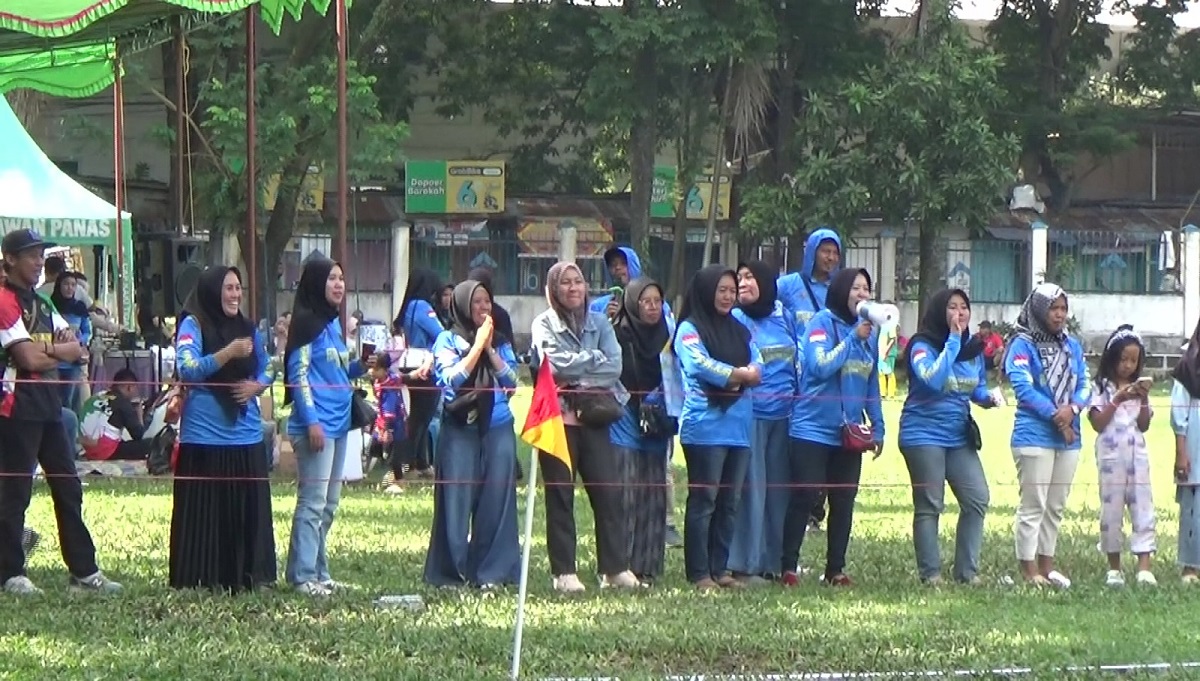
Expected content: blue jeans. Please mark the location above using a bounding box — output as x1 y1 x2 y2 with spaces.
59 366 83 414
900 444 990 582
727 418 790 576
423 420 520 587
682 444 749 583
285 432 348 585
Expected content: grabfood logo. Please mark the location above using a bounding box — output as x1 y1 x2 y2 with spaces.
0 219 111 239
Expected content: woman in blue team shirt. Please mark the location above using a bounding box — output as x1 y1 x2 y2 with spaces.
424 280 521 588
727 259 797 584
172 266 276 593
781 267 884 587
1004 282 1088 588
49 272 91 413
284 257 368 597
612 277 679 585
674 264 762 590
899 288 996 585
393 267 445 479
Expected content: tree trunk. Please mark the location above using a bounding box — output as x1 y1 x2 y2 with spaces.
916 221 944 321
239 152 313 323
703 57 735 265
668 202 688 310
626 2 657 258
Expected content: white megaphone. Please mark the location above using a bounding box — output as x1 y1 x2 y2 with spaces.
856 301 900 328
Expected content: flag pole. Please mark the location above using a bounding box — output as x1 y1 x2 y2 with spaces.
511 444 540 680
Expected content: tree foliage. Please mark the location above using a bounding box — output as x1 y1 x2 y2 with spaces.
1117 0 1200 108
134 6 411 318
747 12 1018 310
987 0 1135 210
750 16 1018 231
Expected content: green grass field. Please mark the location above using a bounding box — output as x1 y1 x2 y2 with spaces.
6 390 1200 680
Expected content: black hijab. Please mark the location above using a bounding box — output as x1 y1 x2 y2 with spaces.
1175 319 1200 398
676 264 751 410
449 280 496 432
178 266 257 413
49 272 89 319
615 277 669 411
825 267 871 325
395 267 444 332
737 260 778 320
284 257 341 406
906 288 984 366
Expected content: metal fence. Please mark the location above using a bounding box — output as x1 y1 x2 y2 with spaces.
895 235 1030 304
1047 229 1179 295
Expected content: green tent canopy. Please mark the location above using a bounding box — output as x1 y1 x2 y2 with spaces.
0 0 335 97
0 96 135 323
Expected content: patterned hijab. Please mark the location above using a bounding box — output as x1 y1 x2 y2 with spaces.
1014 282 1074 406
545 261 588 337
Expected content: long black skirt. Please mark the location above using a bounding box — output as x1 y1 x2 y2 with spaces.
169 442 277 593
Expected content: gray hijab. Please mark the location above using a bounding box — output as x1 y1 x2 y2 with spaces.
545 261 587 337
1015 282 1074 406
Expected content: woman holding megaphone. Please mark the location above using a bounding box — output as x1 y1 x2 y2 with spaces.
781 268 884 587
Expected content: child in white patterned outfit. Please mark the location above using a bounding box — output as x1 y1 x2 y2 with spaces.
1087 325 1156 587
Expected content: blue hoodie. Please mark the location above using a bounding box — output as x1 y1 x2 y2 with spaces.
590 246 673 320
733 301 799 421
287 318 367 439
777 228 842 331
673 320 763 448
431 330 520 426
899 335 991 449
175 316 274 446
1004 335 1090 450
789 308 884 447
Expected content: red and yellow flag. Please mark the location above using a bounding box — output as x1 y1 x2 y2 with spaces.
521 360 571 473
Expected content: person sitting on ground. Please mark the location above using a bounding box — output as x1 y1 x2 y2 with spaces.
78 369 151 461
976 321 1005 376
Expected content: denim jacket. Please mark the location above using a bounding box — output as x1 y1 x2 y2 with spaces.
530 308 628 411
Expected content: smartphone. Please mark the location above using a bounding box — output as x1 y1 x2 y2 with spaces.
1136 376 1153 390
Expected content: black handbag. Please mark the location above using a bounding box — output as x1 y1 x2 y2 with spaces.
637 399 677 438
568 389 624 428
350 388 376 431
443 390 482 426
965 413 983 451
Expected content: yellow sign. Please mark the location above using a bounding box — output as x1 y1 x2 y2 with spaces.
264 165 325 213
685 169 732 221
445 161 505 214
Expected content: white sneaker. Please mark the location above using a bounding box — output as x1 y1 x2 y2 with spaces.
295 581 331 597
1047 570 1071 589
4 575 41 595
1105 570 1125 588
1136 570 1158 586
321 579 351 592
600 570 640 589
69 571 123 594
552 574 586 594
383 484 405 495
